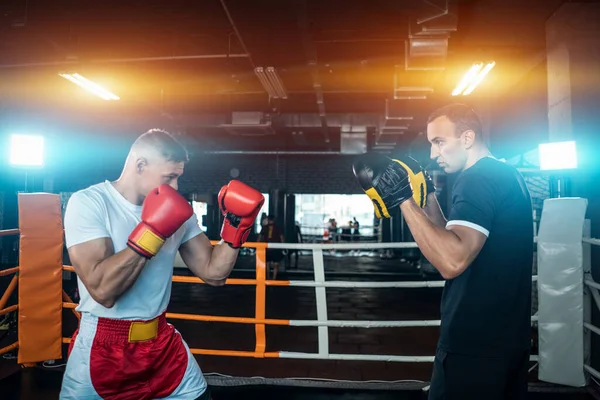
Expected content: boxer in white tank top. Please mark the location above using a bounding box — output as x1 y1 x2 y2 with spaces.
60 129 264 400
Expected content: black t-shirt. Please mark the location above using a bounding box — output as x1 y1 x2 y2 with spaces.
438 157 534 356
260 223 283 243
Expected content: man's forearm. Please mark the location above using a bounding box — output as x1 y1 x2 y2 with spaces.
203 241 238 284
400 199 464 279
423 193 447 228
92 248 147 307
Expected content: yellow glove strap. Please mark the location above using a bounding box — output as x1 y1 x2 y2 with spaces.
365 187 389 219
392 159 428 208
133 229 165 256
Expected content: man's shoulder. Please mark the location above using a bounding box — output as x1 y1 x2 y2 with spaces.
457 157 523 189
75 181 110 195
478 158 530 198
474 157 522 178
67 182 112 209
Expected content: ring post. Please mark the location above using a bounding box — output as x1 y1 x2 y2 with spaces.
17 193 64 364
255 244 267 357
537 197 588 386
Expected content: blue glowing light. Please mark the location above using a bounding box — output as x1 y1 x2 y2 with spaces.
10 134 45 167
539 140 577 171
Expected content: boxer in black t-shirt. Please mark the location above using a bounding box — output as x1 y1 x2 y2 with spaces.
353 104 534 400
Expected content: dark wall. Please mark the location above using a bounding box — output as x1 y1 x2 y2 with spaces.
50 152 364 196
181 154 363 195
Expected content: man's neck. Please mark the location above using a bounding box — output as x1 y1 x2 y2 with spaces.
463 147 493 171
111 175 144 206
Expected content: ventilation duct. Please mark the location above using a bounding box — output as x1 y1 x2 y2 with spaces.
404 0 457 71
392 81 434 100
405 36 448 71
219 112 275 136
291 131 308 146
340 128 367 155
410 4 457 35
278 113 380 128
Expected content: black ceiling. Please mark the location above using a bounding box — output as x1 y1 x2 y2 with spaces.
0 0 566 154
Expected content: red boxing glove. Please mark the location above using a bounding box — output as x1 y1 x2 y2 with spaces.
219 180 264 249
128 184 193 258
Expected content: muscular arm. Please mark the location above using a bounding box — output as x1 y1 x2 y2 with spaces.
68 238 147 308
424 193 447 228
178 234 238 286
400 199 487 279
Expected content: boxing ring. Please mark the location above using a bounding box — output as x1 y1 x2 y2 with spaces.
0 193 596 391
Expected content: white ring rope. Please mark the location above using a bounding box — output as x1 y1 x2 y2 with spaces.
249 238 553 364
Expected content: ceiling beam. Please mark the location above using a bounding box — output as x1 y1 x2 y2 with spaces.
0 53 249 68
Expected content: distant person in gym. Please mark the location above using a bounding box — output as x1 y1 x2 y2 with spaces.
258 215 285 279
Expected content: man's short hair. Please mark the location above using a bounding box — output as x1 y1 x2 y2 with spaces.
134 129 189 163
427 103 483 138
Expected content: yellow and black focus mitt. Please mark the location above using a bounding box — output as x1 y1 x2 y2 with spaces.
390 155 436 209
352 153 414 218
352 153 436 218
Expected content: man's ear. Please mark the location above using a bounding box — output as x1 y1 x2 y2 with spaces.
136 157 148 174
462 130 476 149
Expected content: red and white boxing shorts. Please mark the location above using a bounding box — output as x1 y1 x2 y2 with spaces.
59 312 209 400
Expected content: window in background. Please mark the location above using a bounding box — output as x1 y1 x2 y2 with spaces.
191 201 208 231
294 194 375 237
255 193 269 233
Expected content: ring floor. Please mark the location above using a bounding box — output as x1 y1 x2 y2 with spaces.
0 253 594 398
0 367 593 399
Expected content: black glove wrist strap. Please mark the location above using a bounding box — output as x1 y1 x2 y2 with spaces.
127 242 153 259
227 242 240 249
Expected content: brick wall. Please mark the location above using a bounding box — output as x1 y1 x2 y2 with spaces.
179 154 363 195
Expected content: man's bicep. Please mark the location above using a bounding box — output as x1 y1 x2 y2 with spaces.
447 224 488 265
179 233 212 275
446 175 495 237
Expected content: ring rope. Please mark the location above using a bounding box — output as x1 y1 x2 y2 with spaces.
0 226 584 367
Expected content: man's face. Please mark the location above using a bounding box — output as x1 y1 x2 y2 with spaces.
138 157 185 196
426 116 468 174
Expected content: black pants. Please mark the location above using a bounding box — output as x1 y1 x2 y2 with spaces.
194 388 212 400
428 348 529 400
287 249 299 268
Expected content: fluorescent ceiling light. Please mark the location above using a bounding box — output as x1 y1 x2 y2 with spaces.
452 62 495 96
254 67 288 99
59 73 120 100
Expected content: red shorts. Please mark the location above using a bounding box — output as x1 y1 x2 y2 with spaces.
59 313 208 400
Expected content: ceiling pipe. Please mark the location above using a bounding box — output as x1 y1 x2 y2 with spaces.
313 38 404 43
0 53 250 69
297 0 330 144
417 0 449 25
219 0 257 70
213 89 391 95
